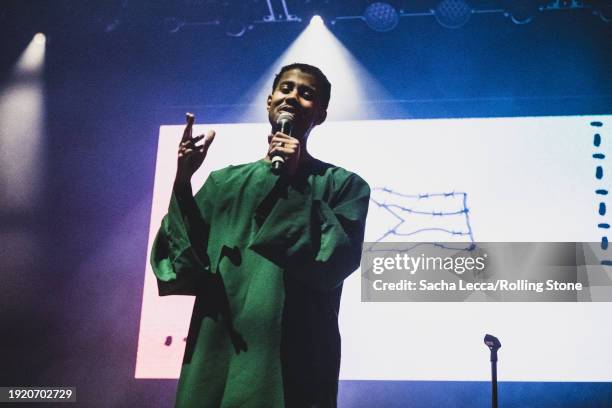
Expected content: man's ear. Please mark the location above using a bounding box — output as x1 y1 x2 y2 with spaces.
315 109 327 126
266 95 272 111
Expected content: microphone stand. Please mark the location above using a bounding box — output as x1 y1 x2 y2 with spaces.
484 334 501 408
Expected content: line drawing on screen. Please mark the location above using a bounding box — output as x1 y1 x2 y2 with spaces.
367 187 474 252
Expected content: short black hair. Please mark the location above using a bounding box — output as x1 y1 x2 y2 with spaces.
272 63 331 110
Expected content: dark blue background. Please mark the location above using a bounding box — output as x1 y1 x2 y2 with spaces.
1 1 611 406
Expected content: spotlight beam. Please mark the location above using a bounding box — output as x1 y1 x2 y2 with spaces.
310 15 323 26
1 34 46 212
240 14 389 123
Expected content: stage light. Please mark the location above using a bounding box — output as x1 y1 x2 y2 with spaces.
433 0 472 29
164 17 184 34
1 33 46 212
15 33 46 76
310 15 324 26
225 18 248 37
33 32 46 45
504 1 540 25
105 19 121 33
593 0 612 23
363 2 399 32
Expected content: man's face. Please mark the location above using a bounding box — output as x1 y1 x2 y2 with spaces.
267 68 327 139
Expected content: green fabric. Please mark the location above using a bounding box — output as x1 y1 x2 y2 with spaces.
151 158 370 407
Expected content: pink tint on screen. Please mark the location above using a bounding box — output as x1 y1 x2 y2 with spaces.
134 126 196 379
135 123 268 379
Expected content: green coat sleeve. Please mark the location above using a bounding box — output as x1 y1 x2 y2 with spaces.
249 173 370 291
150 174 217 296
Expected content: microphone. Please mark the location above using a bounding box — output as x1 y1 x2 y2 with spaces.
272 112 294 172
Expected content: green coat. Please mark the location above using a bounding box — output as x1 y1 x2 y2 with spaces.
151 158 370 407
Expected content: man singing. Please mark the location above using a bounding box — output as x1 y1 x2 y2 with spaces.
151 63 370 407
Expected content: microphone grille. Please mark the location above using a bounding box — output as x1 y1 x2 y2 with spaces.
277 112 295 124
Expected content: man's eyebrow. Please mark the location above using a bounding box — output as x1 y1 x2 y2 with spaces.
299 84 317 91
277 80 317 93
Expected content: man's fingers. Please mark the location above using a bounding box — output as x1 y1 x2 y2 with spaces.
201 130 215 154
185 131 214 148
180 130 214 153
269 134 298 150
269 146 296 156
270 140 297 149
204 130 216 146
181 125 192 142
186 112 195 127
183 134 205 148
181 112 195 142
271 132 294 141
270 135 297 143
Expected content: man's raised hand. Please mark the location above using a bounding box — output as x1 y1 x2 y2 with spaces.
175 112 215 185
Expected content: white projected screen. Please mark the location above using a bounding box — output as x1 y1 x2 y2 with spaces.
136 115 612 381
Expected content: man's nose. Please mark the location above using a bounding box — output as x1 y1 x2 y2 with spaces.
284 90 299 104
